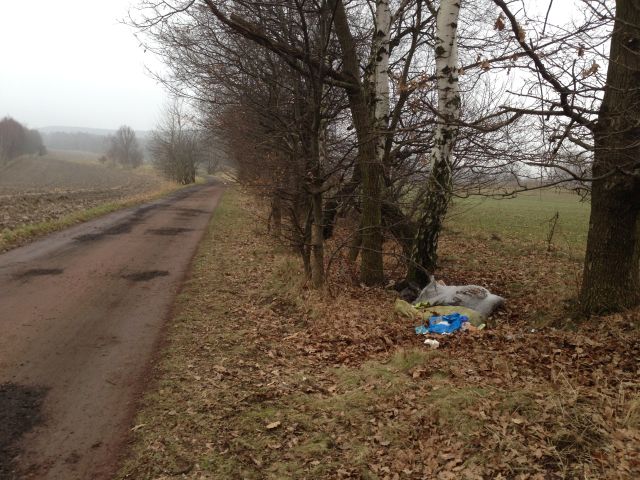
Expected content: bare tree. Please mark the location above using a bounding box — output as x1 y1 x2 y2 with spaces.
478 0 640 314
578 0 640 313
107 125 143 168
150 101 200 184
131 0 640 316
0 117 46 165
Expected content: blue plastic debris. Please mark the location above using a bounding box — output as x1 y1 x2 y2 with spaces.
415 325 429 335
415 313 469 335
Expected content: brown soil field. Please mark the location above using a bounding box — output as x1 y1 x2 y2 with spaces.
0 151 169 232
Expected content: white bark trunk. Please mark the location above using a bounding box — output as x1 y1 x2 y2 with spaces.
373 0 391 164
430 0 461 170
408 0 462 283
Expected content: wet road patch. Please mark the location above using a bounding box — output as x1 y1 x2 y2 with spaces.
121 270 169 282
0 383 47 479
73 204 168 242
74 232 104 242
145 227 193 236
103 222 134 235
75 220 137 242
173 207 208 217
13 268 64 280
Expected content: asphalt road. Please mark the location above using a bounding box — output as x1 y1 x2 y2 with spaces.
0 182 224 479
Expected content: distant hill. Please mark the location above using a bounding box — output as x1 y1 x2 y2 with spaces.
38 126 116 136
38 127 151 156
38 126 152 137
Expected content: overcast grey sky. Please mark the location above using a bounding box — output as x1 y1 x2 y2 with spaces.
0 0 167 130
0 0 576 132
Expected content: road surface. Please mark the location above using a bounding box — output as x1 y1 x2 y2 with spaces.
0 182 224 479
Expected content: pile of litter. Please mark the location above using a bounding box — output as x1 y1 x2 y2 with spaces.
415 312 471 335
395 277 505 346
414 278 505 318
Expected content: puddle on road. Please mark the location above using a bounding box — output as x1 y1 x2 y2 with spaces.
103 222 134 235
0 383 48 479
121 270 170 282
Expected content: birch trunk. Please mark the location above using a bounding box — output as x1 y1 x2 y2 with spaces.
373 0 391 167
310 120 327 288
409 0 462 285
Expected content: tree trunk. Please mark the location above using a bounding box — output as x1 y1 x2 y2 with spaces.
310 117 327 288
310 191 325 288
358 133 385 285
270 192 282 238
330 0 385 285
409 159 454 285
302 209 313 279
373 0 391 170
409 0 462 284
579 0 640 314
349 224 363 263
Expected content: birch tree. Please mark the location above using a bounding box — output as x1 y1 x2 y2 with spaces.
373 0 391 170
132 0 482 286
409 0 462 284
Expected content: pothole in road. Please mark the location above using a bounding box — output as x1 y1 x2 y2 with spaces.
74 232 104 242
173 207 209 217
103 222 134 235
121 270 170 282
74 205 168 242
13 268 64 280
75 220 137 242
0 383 48 479
145 227 193 236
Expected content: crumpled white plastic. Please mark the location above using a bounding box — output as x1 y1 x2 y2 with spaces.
414 277 505 318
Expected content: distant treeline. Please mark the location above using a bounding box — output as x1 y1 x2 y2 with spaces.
0 117 46 165
41 131 109 154
41 130 151 160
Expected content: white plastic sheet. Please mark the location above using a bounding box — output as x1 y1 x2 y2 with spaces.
414 278 504 318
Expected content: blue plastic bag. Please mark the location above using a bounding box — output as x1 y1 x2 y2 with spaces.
415 325 429 335
415 313 469 335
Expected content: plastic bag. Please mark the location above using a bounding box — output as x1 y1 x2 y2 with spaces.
414 278 504 318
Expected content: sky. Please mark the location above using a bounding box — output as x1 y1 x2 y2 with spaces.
0 0 577 132
0 0 168 131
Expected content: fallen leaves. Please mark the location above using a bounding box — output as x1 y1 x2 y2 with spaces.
265 421 281 430
118 190 640 480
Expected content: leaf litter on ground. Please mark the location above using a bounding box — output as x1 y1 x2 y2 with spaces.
118 189 639 480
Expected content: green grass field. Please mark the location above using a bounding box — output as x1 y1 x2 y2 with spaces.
448 190 591 254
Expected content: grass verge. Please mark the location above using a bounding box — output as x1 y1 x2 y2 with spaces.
449 190 590 256
118 189 639 479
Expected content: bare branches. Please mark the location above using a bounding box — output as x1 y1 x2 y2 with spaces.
492 0 594 129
